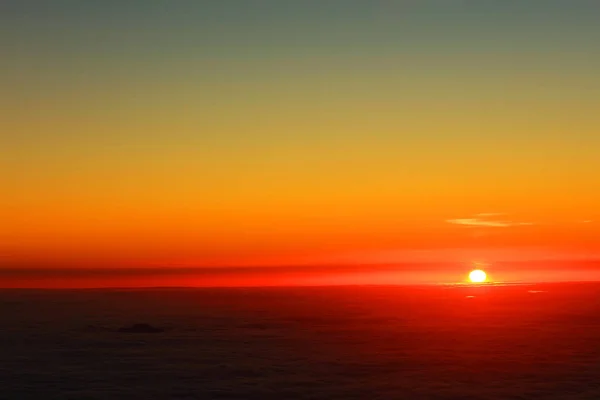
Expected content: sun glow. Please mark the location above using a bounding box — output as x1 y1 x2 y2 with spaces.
469 269 487 283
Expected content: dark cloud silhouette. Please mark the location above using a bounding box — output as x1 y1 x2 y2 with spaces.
118 323 164 333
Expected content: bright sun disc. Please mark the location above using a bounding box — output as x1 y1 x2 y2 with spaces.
469 269 487 283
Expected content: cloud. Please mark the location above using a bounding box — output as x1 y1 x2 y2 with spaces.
446 215 534 228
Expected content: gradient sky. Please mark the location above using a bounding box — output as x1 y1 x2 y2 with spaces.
3 1 600 283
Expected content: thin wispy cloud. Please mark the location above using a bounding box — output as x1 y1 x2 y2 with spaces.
446 214 534 228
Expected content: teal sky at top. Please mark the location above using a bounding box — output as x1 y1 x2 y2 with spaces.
2 1 600 148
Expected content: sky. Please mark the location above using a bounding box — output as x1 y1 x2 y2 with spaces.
3 1 600 286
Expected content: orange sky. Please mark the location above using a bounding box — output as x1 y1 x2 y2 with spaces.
3 2 600 286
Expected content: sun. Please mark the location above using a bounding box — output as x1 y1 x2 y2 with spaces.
469 269 487 283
